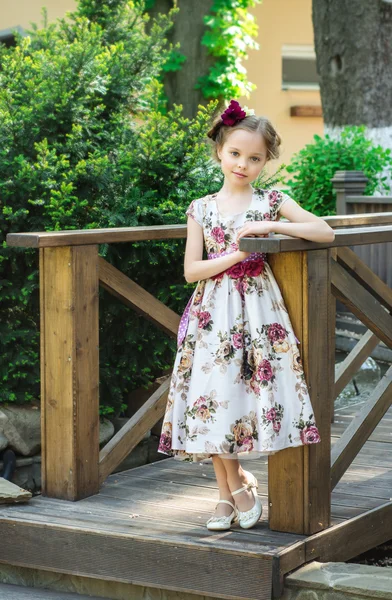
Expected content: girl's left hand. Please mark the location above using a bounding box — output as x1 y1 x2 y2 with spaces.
236 221 273 243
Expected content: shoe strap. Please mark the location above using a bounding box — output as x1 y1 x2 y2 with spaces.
231 485 249 497
216 499 235 510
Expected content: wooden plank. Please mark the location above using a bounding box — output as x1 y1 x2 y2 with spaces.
332 370 392 489
99 378 170 484
241 224 392 254
98 257 180 337
330 248 337 422
323 213 392 227
331 260 392 348
0 520 274 600
272 541 305 600
6 224 187 248
40 246 99 500
268 252 306 534
0 583 101 600
336 246 392 311
305 501 392 563
346 196 392 204
334 329 380 398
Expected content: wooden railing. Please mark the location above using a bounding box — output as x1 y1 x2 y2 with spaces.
6 211 392 537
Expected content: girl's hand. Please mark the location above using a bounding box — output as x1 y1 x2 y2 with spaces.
236 221 273 243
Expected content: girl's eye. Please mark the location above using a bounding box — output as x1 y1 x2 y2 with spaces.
231 151 239 156
251 157 260 162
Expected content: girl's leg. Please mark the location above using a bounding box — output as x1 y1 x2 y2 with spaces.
220 458 255 512
211 455 256 515
211 455 234 517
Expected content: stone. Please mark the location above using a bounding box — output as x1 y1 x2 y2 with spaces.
113 439 149 473
0 477 32 504
0 407 41 456
0 433 8 452
99 418 115 446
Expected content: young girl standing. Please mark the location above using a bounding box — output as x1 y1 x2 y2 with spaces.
158 100 335 531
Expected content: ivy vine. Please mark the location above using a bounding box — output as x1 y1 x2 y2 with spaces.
198 0 261 100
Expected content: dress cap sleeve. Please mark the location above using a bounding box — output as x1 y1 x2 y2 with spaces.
186 198 203 227
268 189 292 221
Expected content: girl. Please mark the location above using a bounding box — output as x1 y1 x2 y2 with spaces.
158 100 334 531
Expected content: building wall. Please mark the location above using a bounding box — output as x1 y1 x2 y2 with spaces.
241 0 324 170
1 0 322 169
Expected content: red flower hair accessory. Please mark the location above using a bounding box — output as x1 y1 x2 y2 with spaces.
220 100 255 126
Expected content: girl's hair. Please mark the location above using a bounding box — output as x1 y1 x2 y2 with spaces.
207 113 281 163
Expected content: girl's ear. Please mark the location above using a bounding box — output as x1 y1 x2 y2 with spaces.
217 146 222 160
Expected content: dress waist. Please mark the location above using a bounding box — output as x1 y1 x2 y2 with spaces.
208 250 266 280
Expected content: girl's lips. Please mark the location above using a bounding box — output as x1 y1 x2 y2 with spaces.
233 172 246 178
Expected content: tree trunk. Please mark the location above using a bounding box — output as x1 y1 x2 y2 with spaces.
312 0 392 149
148 0 217 118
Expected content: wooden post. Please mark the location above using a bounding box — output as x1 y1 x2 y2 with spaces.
268 250 332 534
331 170 368 215
40 245 99 500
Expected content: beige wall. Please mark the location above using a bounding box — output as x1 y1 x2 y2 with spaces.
1 0 75 31
240 0 323 171
1 0 322 170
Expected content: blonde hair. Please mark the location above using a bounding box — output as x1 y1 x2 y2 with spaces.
207 113 281 163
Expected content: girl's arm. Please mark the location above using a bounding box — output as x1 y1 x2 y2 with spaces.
237 198 335 244
184 216 250 283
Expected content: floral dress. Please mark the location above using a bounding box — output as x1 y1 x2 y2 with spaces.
158 186 321 463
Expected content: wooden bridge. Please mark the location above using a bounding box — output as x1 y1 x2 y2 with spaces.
2 209 392 600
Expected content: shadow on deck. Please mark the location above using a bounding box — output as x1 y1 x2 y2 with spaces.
0 404 392 600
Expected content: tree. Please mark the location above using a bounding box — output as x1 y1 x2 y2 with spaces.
312 0 392 152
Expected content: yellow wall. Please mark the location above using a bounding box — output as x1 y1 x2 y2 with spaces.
1 0 76 31
1 0 322 170
240 0 323 171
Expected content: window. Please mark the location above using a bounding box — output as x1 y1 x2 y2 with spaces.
282 45 320 90
0 26 24 49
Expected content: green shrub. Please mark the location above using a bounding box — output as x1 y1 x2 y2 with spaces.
1 0 284 415
286 126 392 216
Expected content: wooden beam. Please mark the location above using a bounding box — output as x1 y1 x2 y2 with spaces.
331 366 392 489
334 329 380 399
268 250 332 535
323 212 392 227
98 257 180 338
290 105 322 118
40 246 99 500
305 501 392 563
99 377 170 484
331 260 392 349
336 246 392 312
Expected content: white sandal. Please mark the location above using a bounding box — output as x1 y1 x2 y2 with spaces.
232 484 263 529
206 499 238 531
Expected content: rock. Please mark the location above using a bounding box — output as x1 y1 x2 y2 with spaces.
99 418 115 446
0 407 41 456
0 433 8 452
0 477 32 504
113 439 149 472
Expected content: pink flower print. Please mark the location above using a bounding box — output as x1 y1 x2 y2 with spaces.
263 212 271 221
194 395 207 407
240 436 254 452
273 421 281 433
227 261 246 278
244 259 264 277
265 407 277 421
198 311 212 329
300 426 321 444
232 332 243 349
230 242 239 251
257 359 273 381
158 433 172 453
211 226 226 244
269 191 279 206
267 323 287 343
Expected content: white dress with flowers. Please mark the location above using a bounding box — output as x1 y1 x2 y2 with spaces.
158 187 321 463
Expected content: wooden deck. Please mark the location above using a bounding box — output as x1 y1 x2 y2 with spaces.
0 402 391 600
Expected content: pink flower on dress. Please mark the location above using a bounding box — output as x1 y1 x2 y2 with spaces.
265 407 277 421
273 421 281 433
267 323 287 343
263 212 271 221
232 332 243 349
239 436 254 452
198 311 212 329
300 426 321 444
245 259 264 277
194 396 207 407
269 191 279 206
227 262 246 278
257 359 273 381
211 226 225 244
158 433 172 453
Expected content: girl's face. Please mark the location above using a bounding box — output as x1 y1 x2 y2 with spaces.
217 128 268 186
